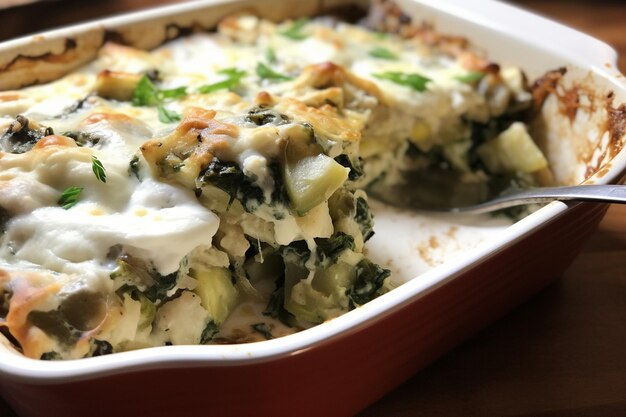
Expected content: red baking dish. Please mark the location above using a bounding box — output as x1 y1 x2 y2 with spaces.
0 1 625 416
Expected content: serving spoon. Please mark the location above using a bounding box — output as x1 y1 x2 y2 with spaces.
368 181 626 214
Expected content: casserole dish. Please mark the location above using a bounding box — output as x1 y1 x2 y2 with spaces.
0 0 625 416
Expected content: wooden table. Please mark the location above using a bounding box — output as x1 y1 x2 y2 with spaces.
1 1 625 416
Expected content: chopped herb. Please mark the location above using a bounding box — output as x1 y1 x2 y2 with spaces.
157 104 182 124
455 71 486 83
91 155 107 183
256 62 293 81
251 323 274 340
200 320 219 344
132 75 160 107
265 47 277 64
368 46 399 60
198 68 246 94
132 75 187 123
279 18 309 40
374 31 388 40
348 259 390 307
159 86 188 99
373 71 431 92
0 115 52 154
58 186 83 209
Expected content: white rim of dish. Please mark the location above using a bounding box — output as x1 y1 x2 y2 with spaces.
0 0 624 382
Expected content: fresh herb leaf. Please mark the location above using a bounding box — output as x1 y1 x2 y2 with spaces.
251 323 274 340
58 186 83 209
91 155 107 183
374 31 388 40
279 18 309 40
455 71 485 83
157 105 182 124
198 68 247 94
159 86 188 99
132 75 160 106
368 46 399 60
265 47 277 64
256 62 293 81
373 71 431 92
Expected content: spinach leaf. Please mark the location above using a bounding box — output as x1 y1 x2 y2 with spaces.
348 259 390 307
0 115 52 154
251 323 274 340
355 197 374 242
315 232 355 266
200 320 219 344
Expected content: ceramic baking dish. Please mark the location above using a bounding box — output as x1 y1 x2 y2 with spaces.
0 1 625 416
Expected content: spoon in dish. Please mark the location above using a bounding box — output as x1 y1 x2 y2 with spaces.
368 181 626 214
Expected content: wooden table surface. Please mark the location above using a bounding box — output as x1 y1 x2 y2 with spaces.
0 1 625 416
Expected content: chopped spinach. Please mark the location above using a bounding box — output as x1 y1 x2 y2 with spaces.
251 323 274 340
63 131 101 147
355 197 374 242
268 160 289 207
315 232 355 266
0 206 10 235
245 107 290 126
198 157 265 212
40 351 62 361
0 115 52 154
348 259 390 307
200 320 219 344
262 275 294 327
334 154 363 181
90 339 113 356
143 271 179 303
128 155 142 180
28 309 81 345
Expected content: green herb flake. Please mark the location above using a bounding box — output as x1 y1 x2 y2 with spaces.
373 71 431 92
198 68 247 94
279 18 309 40
368 46 399 60
265 47 277 64
132 75 160 107
454 71 485 83
159 86 188 99
256 62 293 81
251 323 274 340
157 105 182 124
58 186 84 210
91 155 107 183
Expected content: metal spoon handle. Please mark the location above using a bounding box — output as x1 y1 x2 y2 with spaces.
452 184 626 214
